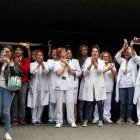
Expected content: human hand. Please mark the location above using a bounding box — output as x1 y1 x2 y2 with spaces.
19 42 30 49
92 57 97 65
108 64 114 70
1 57 11 65
121 39 128 52
60 58 68 66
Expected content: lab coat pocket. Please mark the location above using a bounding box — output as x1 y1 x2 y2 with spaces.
54 80 61 90
99 81 105 88
41 90 49 98
29 85 34 95
98 87 106 100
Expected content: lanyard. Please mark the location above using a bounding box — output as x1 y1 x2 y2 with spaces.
125 61 128 75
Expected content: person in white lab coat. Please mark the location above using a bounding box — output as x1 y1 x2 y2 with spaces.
92 51 117 123
54 47 77 128
47 48 58 124
93 51 117 123
101 52 117 123
27 50 49 125
66 48 82 121
82 45 106 127
78 44 89 123
130 41 140 126
115 39 137 124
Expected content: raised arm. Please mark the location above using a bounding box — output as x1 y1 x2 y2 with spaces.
19 42 31 60
130 40 140 66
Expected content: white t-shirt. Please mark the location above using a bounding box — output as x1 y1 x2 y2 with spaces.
0 63 7 89
104 64 115 92
54 61 72 91
119 62 134 88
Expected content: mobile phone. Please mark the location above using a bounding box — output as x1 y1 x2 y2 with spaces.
0 50 6 57
133 37 140 45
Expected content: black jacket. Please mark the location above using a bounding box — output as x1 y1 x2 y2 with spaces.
0 62 15 86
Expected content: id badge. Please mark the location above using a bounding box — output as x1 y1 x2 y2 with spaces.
62 76 66 80
1 76 6 81
108 73 113 79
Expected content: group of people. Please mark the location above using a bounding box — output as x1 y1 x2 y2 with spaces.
1 39 140 140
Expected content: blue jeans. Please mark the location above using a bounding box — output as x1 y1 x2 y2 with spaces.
0 87 14 133
85 100 103 121
79 101 85 120
119 87 134 119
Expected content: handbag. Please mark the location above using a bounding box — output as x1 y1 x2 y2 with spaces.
7 76 22 91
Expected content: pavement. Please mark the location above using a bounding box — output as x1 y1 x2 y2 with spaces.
0 123 140 140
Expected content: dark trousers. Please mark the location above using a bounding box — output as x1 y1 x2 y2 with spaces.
85 100 103 121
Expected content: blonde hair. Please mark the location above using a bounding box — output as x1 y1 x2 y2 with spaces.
100 51 113 63
56 47 66 59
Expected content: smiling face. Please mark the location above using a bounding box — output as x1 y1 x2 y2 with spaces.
51 49 57 60
15 47 23 57
36 51 44 62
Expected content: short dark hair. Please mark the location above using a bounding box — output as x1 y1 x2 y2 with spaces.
15 46 24 51
50 48 57 59
79 44 89 51
91 44 100 53
36 50 44 57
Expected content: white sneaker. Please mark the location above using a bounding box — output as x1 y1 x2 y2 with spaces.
137 121 140 126
71 122 77 128
82 120 88 127
104 118 113 124
98 121 103 127
55 123 62 128
5 133 12 140
92 119 98 124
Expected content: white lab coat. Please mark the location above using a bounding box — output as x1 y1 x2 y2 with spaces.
69 59 81 89
78 57 88 101
47 59 60 103
69 59 81 104
27 61 49 108
78 77 85 100
132 54 140 104
81 57 106 101
115 52 137 102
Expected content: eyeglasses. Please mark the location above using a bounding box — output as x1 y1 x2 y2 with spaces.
103 56 109 57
